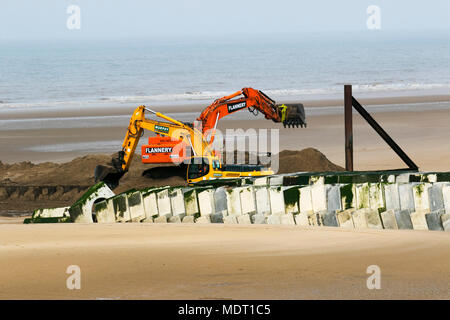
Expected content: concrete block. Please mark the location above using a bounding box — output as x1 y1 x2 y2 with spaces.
223 215 238 224
156 189 172 217
413 183 431 212
69 182 115 223
195 215 211 224
336 209 355 228
310 176 324 185
280 214 296 225
441 214 450 232
168 215 182 223
355 183 370 210
240 187 256 215
326 185 341 212
255 187 271 215
422 173 437 183
369 183 385 210
294 212 310 226
309 212 322 226
269 175 284 186
237 214 252 224
399 184 415 212
311 180 327 212
93 200 115 223
395 210 413 230
384 184 401 211
353 209 369 229
267 215 281 225
142 189 159 220
299 186 313 213
396 173 411 183
210 213 224 223
170 188 186 217
340 184 356 210
112 193 131 223
428 183 449 212
183 188 199 216
320 210 339 227
381 210 398 229
226 188 242 216
251 213 266 224
253 177 268 186
425 211 444 231
283 187 300 214
128 191 146 222
198 189 215 216
366 209 383 229
410 211 429 230
268 187 285 215
387 175 396 183
153 215 167 223
33 207 70 219
182 215 195 223
442 186 450 214
213 187 228 216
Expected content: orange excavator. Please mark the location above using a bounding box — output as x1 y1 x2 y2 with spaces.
140 87 306 165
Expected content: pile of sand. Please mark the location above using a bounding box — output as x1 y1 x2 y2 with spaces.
0 148 342 214
278 148 344 173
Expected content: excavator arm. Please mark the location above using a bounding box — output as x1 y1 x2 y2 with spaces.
196 87 306 138
95 105 212 189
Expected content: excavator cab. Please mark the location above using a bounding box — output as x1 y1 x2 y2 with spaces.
186 157 214 182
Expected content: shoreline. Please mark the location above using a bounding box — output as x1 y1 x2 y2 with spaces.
1 93 450 120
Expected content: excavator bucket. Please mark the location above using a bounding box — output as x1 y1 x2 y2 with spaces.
94 165 125 190
278 103 307 128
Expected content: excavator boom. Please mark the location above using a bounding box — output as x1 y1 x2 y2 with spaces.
197 87 306 135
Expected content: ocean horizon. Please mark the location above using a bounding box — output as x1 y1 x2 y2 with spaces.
1 31 449 110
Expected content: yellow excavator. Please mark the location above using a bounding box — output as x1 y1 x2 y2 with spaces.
94 105 274 189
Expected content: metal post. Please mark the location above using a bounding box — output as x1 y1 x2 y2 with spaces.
344 85 353 171
351 97 418 170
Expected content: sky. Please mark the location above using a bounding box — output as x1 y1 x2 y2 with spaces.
0 0 449 40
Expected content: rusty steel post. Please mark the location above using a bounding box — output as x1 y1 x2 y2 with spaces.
351 97 418 171
344 85 353 171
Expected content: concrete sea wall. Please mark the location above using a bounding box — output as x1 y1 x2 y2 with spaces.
26 171 450 231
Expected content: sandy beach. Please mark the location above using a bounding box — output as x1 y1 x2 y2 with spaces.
1 94 450 300
2 0 450 303
0 223 449 300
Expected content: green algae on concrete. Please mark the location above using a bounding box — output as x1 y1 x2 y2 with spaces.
183 188 199 216
283 186 300 214
68 181 115 223
24 216 71 224
71 182 106 208
355 183 370 210
340 184 355 210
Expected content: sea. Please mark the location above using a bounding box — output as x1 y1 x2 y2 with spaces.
1 31 450 111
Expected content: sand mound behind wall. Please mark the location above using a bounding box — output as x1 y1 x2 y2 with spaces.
0 148 342 214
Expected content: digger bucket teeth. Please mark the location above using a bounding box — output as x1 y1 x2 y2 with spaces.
280 103 307 128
